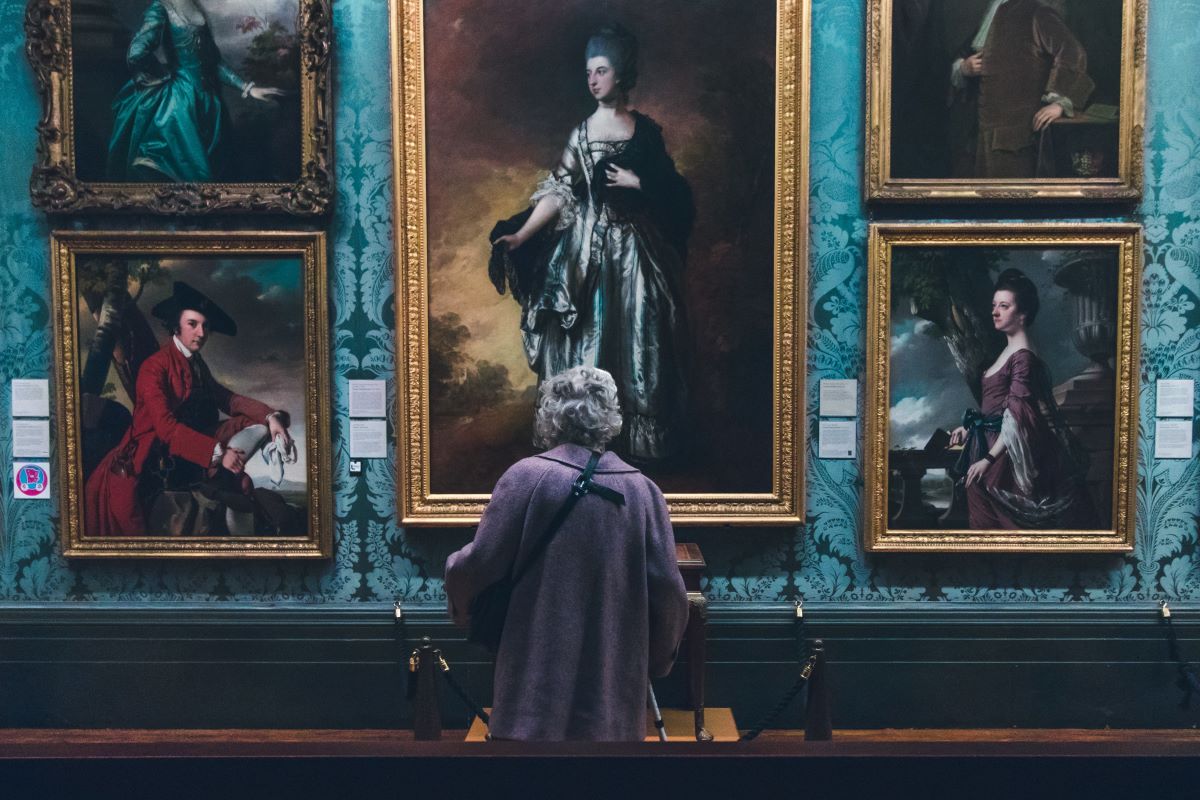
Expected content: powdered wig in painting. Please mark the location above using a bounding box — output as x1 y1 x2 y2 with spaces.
585 23 639 93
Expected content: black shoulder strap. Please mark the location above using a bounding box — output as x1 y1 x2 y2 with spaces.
509 450 623 587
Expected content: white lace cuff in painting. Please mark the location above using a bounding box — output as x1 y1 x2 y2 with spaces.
999 408 1038 497
950 58 967 90
1042 92 1074 117
531 174 579 231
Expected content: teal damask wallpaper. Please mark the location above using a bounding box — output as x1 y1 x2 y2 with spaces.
0 0 1196 603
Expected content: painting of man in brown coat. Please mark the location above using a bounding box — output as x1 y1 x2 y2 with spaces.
951 0 1095 178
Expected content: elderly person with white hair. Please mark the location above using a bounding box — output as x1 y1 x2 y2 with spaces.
445 365 689 741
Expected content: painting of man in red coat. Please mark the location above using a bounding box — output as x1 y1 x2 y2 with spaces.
84 280 300 536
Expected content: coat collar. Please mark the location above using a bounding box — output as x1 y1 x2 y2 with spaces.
172 335 195 359
536 443 640 474
161 337 186 363
159 338 195 387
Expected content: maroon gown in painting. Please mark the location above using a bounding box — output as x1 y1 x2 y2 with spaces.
961 348 1098 530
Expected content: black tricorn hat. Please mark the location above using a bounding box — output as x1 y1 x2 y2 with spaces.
150 281 238 336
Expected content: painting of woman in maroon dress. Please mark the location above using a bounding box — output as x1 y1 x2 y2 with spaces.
875 226 1139 551
948 268 1098 529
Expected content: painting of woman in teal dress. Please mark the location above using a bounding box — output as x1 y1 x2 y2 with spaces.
105 0 286 182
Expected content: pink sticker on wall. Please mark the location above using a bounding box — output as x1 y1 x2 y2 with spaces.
13 462 51 500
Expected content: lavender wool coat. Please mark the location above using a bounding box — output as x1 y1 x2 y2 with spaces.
445 443 689 741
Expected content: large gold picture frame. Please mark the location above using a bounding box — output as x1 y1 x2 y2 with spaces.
52 231 333 558
25 0 333 215
865 224 1141 552
866 0 1147 202
390 0 810 525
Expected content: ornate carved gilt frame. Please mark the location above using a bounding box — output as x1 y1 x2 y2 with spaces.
865 224 1141 552
865 0 1147 202
389 0 810 525
25 0 333 215
51 231 333 558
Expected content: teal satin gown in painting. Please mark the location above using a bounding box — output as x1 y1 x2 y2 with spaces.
106 2 250 182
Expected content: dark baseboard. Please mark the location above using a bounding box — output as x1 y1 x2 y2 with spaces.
4 753 1198 800
2 603 1197 729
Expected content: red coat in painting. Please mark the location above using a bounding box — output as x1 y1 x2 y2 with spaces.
84 339 274 536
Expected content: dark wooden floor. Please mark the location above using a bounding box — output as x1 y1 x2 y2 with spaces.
3 727 1200 758
2 728 1198 799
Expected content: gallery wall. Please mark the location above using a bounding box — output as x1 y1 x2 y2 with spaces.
0 0 1197 606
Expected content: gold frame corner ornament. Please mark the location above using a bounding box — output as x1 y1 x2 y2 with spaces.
864 223 1142 553
25 0 334 216
51 231 333 558
389 0 810 526
865 0 1147 203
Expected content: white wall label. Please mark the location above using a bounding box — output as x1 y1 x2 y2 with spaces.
349 419 388 458
12 419 50 458
1156 379 1194 418
818 420 857 459
1155 419 1193 460
819 379 858 417
11 379 49 418
348 379 387 418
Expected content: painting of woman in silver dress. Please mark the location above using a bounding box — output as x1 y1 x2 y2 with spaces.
491 24 693 464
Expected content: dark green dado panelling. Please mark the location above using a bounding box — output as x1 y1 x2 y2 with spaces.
3 603 1199 729
0 2 1198 604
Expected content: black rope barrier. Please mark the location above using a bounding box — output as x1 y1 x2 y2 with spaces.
740 601 814 742
739 654 818 742
392 601 412 700
396 598 829 742
395 601 492 732
436 652 491 726
1161 601 1200 709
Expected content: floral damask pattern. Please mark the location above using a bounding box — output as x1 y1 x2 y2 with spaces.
791 0 1200 603
0 0 1196 604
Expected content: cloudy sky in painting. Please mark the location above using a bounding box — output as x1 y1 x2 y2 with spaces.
111 0 297 63
889 248 1111 452
77 256 308 483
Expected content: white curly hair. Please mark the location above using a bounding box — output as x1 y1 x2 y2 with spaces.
533 366 623 450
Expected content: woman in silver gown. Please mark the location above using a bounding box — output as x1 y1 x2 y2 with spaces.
493 24 692 464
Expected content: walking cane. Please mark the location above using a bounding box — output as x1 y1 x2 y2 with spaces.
648 683 668 742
